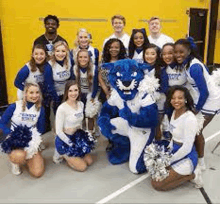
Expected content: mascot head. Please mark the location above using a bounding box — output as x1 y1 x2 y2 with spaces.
103 59 149 101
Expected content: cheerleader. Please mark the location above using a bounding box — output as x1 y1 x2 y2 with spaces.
14 44 48 100
0 83 45 177
151 86 203 191
143 44 167 140
161 43 188 89
73 49 99 135
44 41 74 114
174 38 220 171
71 28 99 66
99 38 127 102
53 80 96 171
128 28 149 63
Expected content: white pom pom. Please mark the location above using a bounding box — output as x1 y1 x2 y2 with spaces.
85 93 102 118
138 75 160 95
211 68 220 86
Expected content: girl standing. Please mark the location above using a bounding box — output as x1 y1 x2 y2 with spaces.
14 44 48 100
99 38 127 102
71 28 99 66
44 41 74 114
0 83 45 177
128 28 149 63
73 49 99 135
174 38 220 171
53 80 96 171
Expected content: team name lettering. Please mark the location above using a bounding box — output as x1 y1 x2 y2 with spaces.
168 73 181 80
20 113 37 121
56 71 70 78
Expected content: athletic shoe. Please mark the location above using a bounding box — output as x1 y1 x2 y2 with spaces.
11 163 22 176
191 166 204 188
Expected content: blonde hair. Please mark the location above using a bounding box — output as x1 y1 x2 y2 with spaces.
50 41 70 69
74 28 92 48
22 82 42 111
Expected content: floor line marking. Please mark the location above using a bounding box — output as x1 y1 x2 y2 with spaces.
200 187 213 204
205 130 220 142
95 174 150 204
96 130 220 204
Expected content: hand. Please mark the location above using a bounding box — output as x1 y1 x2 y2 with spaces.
119 103 132 121
98 116 116 139
90 98 94 103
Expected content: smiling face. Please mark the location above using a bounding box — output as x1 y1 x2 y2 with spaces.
112 18 125 34
109 41 120 59
25 85 40 103
54 45 67 61
171 90 186 111
67 84 79 102
144 48 157 65
174 44 190 64
32 48 46 65
149 19 161 35
78 50 90 67
45 19 58 34
162 45 174 65
134 32 144 48
78 31 89 48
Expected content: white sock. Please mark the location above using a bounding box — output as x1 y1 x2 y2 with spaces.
198 158 205 166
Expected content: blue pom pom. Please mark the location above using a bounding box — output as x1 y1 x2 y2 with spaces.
1 125 32 154
187 36 197 50
56 129 96 157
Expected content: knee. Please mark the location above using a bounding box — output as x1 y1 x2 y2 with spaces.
151 180 166 191
30 168 44 178
9 150 26 164
75 163 87 172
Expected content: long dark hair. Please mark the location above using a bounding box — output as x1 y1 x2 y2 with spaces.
174 38 201 69
165 85 195 118
102 38 127 63
63 80 81 102
128 28 149 59
143 43 163 83
29 44 48 73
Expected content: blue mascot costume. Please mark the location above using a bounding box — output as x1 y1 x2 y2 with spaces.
98 59 159 174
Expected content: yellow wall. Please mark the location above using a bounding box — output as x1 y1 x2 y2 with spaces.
1 0 210 103
214 2 220 64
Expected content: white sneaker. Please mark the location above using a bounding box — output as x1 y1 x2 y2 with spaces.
198 162 206 171
39 143 46 151
11 163 22 176
191 166 204 188
53 155 63 164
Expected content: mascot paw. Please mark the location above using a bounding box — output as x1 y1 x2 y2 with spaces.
98 116 116 139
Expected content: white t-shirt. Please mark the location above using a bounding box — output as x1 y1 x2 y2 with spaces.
103 33 130 51
148 33 174 48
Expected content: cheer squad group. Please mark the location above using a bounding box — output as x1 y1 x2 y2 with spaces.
0 14 220 192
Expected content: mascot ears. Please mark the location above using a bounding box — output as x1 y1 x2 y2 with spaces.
102 62 114 70
138 63 152 71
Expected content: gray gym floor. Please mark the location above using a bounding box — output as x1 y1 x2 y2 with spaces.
0 115 220 204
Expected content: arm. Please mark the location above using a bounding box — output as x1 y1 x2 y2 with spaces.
55 105 72 145
44 63 59 102
98 102 118 139
94 48 99 67
98 69 111 98
159 67 169 94
14 65 30 91
91 65 99 99
36 107 45 134
190 64 209 111
69 58 75 80
0 103 16 134
119 102 158 128
170 115 197 163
